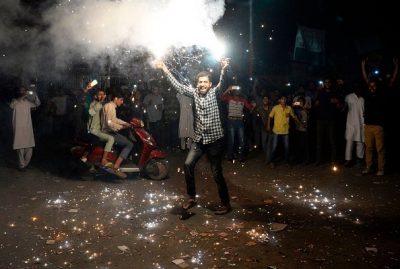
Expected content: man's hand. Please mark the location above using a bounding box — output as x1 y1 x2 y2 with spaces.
84 82 94 93
100 94 106 102
361 57 370 66
220 58 230 71
154 60 166 71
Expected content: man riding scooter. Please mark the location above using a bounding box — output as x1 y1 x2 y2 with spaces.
102 92 134 178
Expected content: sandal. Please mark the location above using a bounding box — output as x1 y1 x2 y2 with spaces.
113 168 127 179
101 162 113 168
182 198 197 210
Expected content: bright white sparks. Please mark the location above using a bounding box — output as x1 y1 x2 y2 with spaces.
47 0 226 59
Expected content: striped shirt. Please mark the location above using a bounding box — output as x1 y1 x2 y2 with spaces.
221 95 254 118
165 69 225 144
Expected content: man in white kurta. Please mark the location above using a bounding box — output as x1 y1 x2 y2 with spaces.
344 91 364 165
10 87 41 170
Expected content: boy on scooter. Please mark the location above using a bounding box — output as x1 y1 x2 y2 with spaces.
87 89 114 168
102 92 134 178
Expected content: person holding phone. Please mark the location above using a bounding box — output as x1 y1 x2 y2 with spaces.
87 89 114 167
10 86 41 171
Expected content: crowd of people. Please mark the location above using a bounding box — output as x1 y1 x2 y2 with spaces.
1 56 398 214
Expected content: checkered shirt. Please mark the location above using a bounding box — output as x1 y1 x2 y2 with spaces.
165 69 225 144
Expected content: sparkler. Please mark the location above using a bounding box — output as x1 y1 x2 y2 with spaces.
47 0 227 72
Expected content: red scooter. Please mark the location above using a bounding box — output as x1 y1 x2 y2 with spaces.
71 117 169 180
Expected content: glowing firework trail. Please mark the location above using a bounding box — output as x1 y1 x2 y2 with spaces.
46 0 226 61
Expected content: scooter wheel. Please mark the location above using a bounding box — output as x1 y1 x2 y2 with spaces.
145 159 169 180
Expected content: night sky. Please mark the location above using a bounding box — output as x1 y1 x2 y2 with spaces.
2 0 400 84
218 0 400 78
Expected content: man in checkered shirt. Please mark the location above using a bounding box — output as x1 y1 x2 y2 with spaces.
155 58 232 215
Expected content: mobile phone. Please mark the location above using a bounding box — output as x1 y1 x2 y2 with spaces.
231 85 240 90
90 79 98 87
28 91 33 95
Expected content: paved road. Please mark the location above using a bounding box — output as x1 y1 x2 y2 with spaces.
0 147 399 269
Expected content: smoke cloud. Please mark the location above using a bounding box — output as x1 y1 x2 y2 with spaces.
0 0 52 77
0 0 226 78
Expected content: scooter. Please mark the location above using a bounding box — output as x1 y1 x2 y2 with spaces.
71 117 169 180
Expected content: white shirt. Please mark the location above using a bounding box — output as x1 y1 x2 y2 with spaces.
344 93 364 141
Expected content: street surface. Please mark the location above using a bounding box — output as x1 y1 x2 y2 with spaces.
0 146 399 269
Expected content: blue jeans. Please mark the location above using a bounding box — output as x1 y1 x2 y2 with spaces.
112 133 133 160
268 133 289 163
261 129 272 162
226 119 245 160
184 139 230 205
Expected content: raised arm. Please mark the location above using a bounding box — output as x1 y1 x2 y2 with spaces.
24 92 40 108
83 81 96 94
215 58 230 91
30 94 41 108
361 58 369 84
222 85 232 96
389 57 398 87
154 60 194 97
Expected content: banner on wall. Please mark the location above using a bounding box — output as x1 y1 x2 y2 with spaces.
293 25 325 65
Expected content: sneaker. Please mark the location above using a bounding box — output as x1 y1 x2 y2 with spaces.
361 168 372 175
343 160 353 167
214 204 232 215
113 168 127 179
376 171 384 176
17 167 26 172
101 162 113 168
269 162 275 169
182 198 197 210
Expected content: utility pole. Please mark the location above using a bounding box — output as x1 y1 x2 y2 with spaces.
248 0 254 79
